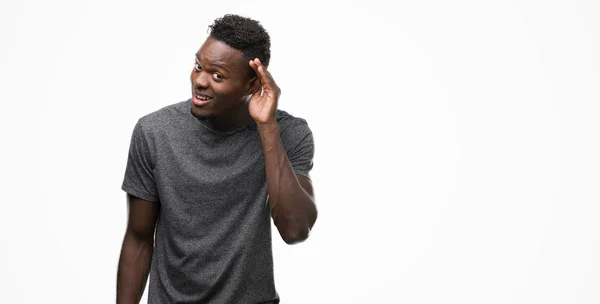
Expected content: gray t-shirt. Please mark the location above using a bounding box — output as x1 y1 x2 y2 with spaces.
121 99 314 304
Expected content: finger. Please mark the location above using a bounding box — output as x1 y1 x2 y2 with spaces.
248 58 264 78
249 59 259 72
247 60 262 95
249 58 276 89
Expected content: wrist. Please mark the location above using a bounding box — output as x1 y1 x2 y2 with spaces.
256 121 279 134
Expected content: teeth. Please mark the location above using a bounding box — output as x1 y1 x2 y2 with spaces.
196 94 210 100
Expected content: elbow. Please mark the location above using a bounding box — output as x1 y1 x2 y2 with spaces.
125 229 155 247
281 227 310 245
274 202 317 245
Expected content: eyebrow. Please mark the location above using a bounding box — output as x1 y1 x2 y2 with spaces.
195 55 231 73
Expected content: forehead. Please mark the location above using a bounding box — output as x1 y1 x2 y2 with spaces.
196 38 247 71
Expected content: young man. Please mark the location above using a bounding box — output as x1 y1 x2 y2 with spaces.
116 14 317 304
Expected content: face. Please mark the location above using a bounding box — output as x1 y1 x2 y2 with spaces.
190 38 257 118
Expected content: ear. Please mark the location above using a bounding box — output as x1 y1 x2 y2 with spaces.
246 76 261 95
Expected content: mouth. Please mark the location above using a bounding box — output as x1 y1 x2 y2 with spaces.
192 92 213 106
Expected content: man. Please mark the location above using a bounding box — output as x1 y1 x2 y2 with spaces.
116 14 317 304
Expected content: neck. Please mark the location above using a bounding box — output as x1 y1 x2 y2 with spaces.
209 96 254 131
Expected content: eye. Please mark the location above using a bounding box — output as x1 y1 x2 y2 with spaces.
194 63 202 71
212 73 224 81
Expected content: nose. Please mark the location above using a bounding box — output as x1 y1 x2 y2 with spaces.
193 71 210 89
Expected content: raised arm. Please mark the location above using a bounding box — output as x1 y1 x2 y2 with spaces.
248 58 318 245
116 195 160 304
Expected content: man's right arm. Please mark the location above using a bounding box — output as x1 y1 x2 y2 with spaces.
117 194 160 304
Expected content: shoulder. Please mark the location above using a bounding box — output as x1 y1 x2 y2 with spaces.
275 109 313 149
276 109 311 135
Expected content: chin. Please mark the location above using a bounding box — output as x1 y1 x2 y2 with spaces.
190 107 214 119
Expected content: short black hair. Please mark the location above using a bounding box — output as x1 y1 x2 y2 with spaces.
208 14 271 68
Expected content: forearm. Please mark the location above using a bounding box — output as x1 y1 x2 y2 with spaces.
258 122 317 244
117 234 154 304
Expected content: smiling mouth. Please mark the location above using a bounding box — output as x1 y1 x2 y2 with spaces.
193 93 213 106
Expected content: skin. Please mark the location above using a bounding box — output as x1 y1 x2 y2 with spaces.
188 38 257 129
116 37 317 303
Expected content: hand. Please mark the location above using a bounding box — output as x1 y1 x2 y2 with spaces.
248 58 280 125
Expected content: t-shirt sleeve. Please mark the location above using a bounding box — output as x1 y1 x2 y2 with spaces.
121 120 159 202
286 121 315 180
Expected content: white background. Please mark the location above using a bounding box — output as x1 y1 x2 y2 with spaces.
1 0 599 303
